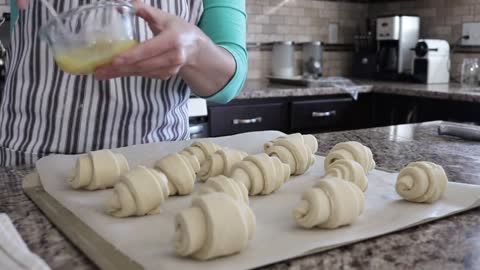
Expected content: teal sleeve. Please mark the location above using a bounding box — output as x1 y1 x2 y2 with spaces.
198 0 247 104
10 0 18 32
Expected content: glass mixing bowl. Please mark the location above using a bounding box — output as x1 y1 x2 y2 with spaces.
39 0 138 75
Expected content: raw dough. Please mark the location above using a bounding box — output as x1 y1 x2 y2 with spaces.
395 161 448 203
174 192 256 260
293 177 364 229
264 133 318 175
324 159 368 191
68 149 129 190
198 149 248 182
154 153 200 195
105 166 170 218
324 141 375 173
230 153 291 195
197 175 249 204
180 141 222 165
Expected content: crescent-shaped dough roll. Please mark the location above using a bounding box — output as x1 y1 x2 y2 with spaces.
180 141 222 165
324 141 375 173
197 175 249 204
293 177 364 229
154 153 200 196
324 159 368 191
229 153 291 195
198 149 248 182
264 133 318 175
174 192 256 260
395 161 448 203
68 149 129 190
105 166 170 218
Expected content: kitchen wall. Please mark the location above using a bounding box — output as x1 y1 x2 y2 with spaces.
247 0 369 79
369 0 480 82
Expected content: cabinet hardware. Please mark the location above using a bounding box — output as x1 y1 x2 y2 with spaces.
233 117 263 125
312 111 336 118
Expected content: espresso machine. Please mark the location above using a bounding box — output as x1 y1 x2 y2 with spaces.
412 39 450 84
376 15 420 80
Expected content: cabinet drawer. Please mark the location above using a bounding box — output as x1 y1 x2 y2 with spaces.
209 102 288 136
290 98 353 131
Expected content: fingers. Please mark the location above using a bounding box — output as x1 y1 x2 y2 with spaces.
112 31 182 65
132 0 170 27
16 0 29 9
95 50 184 80
95 66 180 80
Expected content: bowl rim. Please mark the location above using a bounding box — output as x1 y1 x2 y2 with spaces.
39 0 135 37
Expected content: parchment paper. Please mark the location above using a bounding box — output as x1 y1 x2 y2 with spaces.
35 131 480 270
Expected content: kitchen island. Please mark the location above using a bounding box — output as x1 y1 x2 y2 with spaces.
1 121 479 269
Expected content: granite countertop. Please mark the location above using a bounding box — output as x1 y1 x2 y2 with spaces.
1 121 480 269
238 79 480 102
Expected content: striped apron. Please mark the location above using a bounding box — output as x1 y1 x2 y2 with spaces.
0 0 204 167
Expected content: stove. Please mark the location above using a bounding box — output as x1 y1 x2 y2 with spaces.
188 97 209 138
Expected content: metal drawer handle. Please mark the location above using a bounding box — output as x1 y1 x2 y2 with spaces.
233 117 263 125
189 124 204 135
312 111 336 118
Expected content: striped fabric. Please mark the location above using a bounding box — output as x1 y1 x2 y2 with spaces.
0 0 204 167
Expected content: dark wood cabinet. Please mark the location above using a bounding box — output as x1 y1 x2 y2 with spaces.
208 99 288 136
209 94 372 137
373 94 480 126
208 91 480 137
291 98 353 132
372 94 420 126
417 98 480 125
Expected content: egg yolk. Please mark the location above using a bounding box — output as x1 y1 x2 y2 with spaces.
54 39 138 75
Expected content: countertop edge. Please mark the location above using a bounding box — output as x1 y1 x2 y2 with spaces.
236 80 480 102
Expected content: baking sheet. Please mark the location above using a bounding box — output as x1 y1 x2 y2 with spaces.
34 131 480 270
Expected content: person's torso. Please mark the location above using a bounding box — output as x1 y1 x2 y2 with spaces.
0 0 204 167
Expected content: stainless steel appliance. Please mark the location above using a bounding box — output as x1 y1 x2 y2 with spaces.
302 41 322 79
188 98 209 138
413 39 450 84
271 41 296 78
376 15 420 80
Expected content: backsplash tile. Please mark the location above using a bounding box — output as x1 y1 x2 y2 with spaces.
246 0 369 79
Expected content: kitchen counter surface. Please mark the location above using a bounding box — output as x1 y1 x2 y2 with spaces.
1 121 480 269
239 79 480 102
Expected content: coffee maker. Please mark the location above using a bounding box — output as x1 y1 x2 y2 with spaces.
376 15 420 80
413 40 450 84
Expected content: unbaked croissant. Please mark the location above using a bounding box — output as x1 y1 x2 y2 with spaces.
395 161 448 203
154 153 200 195
324 159 368 191
174 192 256 260
324 141 375 173
105 166 170 218
68 149 129 190
198 149 248 182
264 133 318 175
197 175 249 204
293 177 364 229
180 141 222 165
229 153 291 195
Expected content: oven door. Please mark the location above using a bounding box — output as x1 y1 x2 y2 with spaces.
189 120 209 139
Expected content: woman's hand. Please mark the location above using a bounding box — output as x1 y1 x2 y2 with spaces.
16 0 29 9
95 0 205 80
